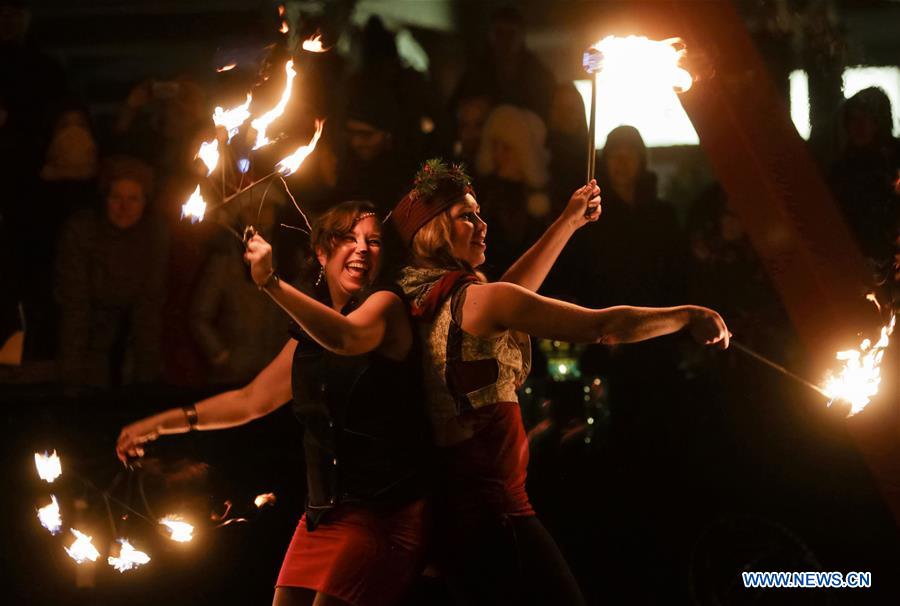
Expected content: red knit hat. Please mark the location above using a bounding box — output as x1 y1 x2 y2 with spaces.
391 159 473 246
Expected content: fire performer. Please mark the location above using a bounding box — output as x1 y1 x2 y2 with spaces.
390 160 729 605
117 201 433 606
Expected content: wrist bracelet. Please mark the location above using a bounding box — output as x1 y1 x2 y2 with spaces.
182 404 199 431
258 271 280 291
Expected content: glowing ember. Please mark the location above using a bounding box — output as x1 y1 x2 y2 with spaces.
277 4 285 17
254 492 277 508
213 94 253 142
822 314 896 416
65 528 100 564
250 61 297 150
588 35 693 94
181 185 207 223
301 34 327 53
216 62 237 73
195 139 219 176
275 119 324 176
108 539 151 572
35 450 62 483
37 495 62 535
159 515 194 542
280 20 289 34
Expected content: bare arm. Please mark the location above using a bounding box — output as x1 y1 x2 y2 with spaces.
116 339 296 462
499 181 600 292
462 282 729 348
244 235 409 357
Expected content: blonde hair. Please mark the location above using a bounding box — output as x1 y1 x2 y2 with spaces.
475 104 549 189
410 210 487 280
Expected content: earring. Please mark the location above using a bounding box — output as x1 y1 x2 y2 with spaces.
315 265 325 287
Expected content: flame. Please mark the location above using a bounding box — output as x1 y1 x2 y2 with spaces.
302 33 327 53
65 528 101 564
37 495 62 535
254 492 277 508
213 93 253 142
275 119 324 176
195 139 219 176
250 61 297 149
35 450 62 483
866 292 881 313
277 4 285 17
108 539 151 572
181 185 207 223
822 314 896 416
280 20 290 34
216 62 237 73
589 35 693 93
159 515 194 542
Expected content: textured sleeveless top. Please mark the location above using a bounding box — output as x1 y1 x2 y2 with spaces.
290 289 433 529
398 267 531 446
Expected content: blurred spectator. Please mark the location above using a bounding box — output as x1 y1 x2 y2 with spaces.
335 88 412 213
22 102 99 360
451 5 556 121
189 198 290 386
111 76 209 180
475 104 550 278
452 94 493 168
55 156 168 388
829 87 900 281
547 83 588 214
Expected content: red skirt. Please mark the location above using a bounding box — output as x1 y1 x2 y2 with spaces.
276 499 428 606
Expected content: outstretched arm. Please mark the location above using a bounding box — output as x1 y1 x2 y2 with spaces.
499 181 600 292
462 281 730 348
115 339 295 462
243 235 406 356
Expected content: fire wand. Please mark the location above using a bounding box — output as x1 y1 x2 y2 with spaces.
730 339 830 399
582 48 603 183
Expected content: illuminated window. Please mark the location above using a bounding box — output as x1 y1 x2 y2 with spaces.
790 66 900 139
575 78 699 148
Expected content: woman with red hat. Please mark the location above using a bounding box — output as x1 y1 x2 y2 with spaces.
117 201 432 606
391 159 730 605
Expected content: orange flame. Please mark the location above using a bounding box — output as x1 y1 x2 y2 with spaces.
216 62 237 73
302 33 327 53
821 313 896 416
181 185 207 223
213 93 253 142
280 20 289 34
250 61 296 150
159 515 194 542
108 539 151 572
589 35 693 93
276 119 324 176
277 4 285 17
37 495 62 535
254 492 277 508
195 139 219 176
65 528 101 564
35 450 62 483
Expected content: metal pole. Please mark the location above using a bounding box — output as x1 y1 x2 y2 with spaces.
731 340 830 399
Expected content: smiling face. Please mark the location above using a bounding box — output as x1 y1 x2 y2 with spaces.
316 215 382 307
447 193 487 268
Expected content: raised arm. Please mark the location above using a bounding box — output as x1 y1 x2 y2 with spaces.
244 235 409 357
499 181 600 292
461 281 730 348
115 339 296 462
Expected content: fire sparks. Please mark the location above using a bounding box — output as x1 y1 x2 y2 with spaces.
35 450 62 483
216 62 237 73
159 515 194 542
37 495 62 535
195 139 219 176
254 492 276 508
250 61 297 149
213 94 253 142
822 314 896 416
108 539 151 572
280 21 290 34
181 185 207 223
588 36 693 93
276 119 324 176
65 529 100 564
301 33 327 53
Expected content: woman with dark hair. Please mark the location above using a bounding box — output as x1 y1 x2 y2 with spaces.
117 201 432 606
390 160 729 605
